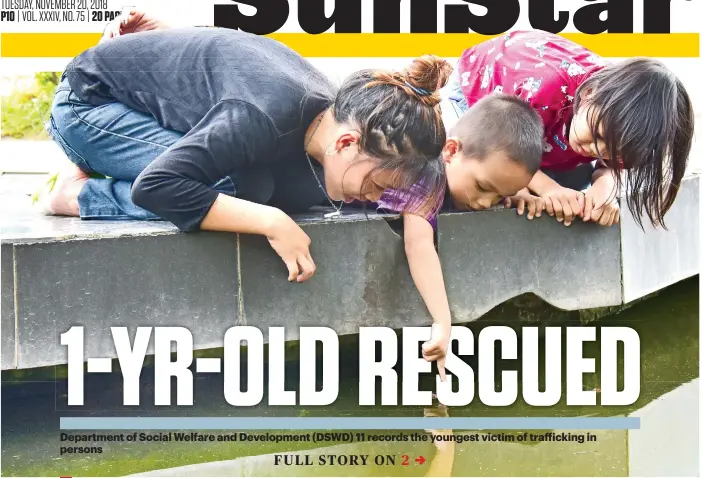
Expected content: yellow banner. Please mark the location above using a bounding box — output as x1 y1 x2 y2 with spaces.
1 32 699 58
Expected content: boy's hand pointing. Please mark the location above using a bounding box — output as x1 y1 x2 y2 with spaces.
423 323 450 382
504 188 545 220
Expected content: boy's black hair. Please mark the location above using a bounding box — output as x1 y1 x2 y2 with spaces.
573 57 694 229
449 94 544 173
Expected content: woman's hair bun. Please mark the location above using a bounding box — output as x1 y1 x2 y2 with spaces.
403 55 453 106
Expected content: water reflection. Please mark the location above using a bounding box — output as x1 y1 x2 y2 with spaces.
423 398 455 478
128 378 698 478
1 278 698 477
628 379 699 477
126 400 457 477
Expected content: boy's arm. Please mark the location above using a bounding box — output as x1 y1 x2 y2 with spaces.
403 213 450 381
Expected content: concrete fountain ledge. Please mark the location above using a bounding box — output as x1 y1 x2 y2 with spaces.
1 175 698 370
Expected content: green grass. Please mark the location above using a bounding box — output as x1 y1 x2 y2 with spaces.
1 72 60 140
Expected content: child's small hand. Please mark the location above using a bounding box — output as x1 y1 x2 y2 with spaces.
541 186 585 226
504 188 544 220
583 171 620 227
422 323 450 382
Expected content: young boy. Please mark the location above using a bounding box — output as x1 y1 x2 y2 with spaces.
378 93 544 377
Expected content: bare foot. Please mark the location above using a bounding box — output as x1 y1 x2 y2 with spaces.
46 165 90 216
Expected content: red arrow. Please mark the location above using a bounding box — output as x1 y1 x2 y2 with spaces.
415 456 426 465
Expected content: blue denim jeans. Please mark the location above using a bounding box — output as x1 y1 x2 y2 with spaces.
444 63 470 117
46 75 236 220
439 62 470 131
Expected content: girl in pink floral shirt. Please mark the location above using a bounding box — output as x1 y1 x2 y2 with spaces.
448 30 694 229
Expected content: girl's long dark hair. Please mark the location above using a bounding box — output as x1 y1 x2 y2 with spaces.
573 58 694 229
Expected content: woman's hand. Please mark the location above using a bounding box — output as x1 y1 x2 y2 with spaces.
540 185 585 226
266 212 317 282
504 188 545 220
583 169 620 227
100 8 168 43
199 196 316 283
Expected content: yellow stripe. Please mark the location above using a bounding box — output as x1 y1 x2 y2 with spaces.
1 32 699 58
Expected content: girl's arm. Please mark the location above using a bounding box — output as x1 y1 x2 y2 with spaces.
591 165 616 184
526 169 562 196
403 213 450 381
583 167 620 226
527 170 585 226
